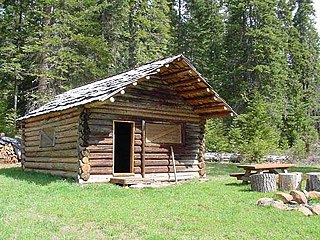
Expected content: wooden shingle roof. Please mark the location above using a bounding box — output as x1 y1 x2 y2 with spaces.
19 54 236 120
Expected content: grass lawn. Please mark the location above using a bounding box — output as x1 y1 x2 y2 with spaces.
0 163 320 239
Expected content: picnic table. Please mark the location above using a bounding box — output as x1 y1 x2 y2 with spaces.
230 163 295 183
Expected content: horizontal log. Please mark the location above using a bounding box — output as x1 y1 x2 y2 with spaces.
90 160 113 167
24 157 78 163
145 160 197 166
145 153 170 159
194 106 229 114
24 127 78 138
200 112 234 118
160 68 195 80
94 104 198 119
24 162 79 172
178 88 212 98
25 142 78 152
24 108 80 125
89 113 142 122
90 167 113 175
24 116 79 133
167 77 200 88
87 138 142 146
108 100 195 116
24 168 78 179
89 153 141 159
115 94 189 109
185 96 221 106
140 165 199 174
87 119 113 126
25 135 79 147
90 107 201 123
25 149 77 158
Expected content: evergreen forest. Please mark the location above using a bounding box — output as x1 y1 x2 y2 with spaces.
0 0 319 161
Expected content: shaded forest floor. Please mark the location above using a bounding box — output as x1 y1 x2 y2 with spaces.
0 163 320 239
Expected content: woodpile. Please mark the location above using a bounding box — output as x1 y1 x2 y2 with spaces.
0 143 18 164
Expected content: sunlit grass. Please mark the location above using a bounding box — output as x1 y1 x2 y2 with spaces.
0 163 319 239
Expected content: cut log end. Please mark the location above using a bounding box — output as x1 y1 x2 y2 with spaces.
80 172 90 181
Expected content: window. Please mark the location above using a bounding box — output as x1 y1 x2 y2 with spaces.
40 127 55 147
146 123 182 144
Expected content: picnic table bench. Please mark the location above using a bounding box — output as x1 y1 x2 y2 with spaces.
230 163 295 183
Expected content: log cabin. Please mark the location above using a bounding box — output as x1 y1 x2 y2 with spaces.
18 55 236 183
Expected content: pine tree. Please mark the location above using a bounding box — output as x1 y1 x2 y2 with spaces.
282 0 319 155
126 0 172 68
183 0 225 90
223 0 289 113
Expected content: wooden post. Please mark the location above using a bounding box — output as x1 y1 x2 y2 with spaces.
170 146 177 184
250 173 277 193
306 172 320 191
141 120 146 178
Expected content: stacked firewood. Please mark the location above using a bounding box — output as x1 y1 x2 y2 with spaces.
0 143 18 164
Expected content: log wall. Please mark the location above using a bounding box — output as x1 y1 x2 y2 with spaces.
22 108 81 179
85 79 205 181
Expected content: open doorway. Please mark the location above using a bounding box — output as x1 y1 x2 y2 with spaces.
113 121 134 174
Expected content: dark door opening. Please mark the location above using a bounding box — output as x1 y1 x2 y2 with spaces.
114 121 133 174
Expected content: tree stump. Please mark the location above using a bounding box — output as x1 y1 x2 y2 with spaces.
250 173 277 193
278 172 302 191
306 172 320 191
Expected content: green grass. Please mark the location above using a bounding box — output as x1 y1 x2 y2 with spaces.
0 163 320 239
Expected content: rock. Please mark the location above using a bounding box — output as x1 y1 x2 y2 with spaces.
298 206 313 216
311 205 320 215
308 191 320 199
275 192 293 203
272 200 287 210
302 190 309 199
288 200 299 205
290 190 308 204
256 197 274 206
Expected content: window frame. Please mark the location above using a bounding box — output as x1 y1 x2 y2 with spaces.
145 121 185 145
39 127 56 148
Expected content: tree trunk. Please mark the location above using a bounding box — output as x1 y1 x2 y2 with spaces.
250 173 277 193
306 172 320 191
278 172 302 191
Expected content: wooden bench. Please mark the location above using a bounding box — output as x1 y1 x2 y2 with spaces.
229 173 246 180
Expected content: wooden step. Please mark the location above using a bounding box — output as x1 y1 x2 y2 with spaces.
110 177 155 186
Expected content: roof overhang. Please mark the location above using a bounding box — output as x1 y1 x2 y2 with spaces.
18 54 236 121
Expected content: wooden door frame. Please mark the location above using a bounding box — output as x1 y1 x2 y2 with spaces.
112 120 135 176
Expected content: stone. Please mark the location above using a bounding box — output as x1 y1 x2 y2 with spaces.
272 200 287 210
275 192 293 203
288 200 299 205
290 190 308 204
308 191 320 199
298 206 313 216
256 197 274 206
311 205 320 215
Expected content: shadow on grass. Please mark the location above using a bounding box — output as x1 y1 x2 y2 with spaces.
225 182 249 187
291 166 320 174
0 166 74 185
